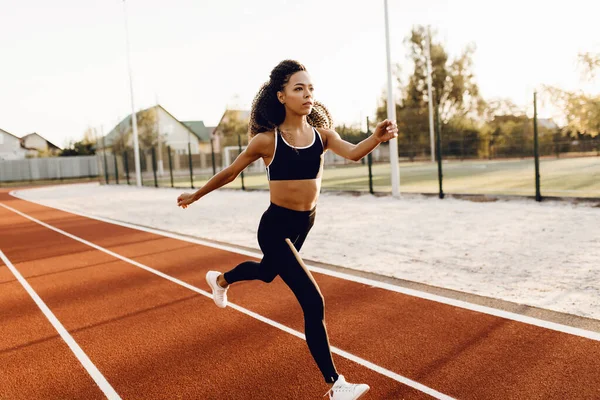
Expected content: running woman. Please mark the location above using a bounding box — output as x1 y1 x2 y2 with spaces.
177 59 398 400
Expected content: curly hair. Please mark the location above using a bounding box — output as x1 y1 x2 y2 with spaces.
248 60 333 137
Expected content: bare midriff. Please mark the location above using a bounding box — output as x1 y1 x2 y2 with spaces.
268 178 322 211
260 130 324 211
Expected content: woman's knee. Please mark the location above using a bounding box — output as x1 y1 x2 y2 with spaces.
301 291 325 320
258 269 278 283
257 259 278 283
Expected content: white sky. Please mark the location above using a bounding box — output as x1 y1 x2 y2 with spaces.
1 0 598 147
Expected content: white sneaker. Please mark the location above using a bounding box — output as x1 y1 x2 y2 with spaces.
324 375 370 400
205 271 228 308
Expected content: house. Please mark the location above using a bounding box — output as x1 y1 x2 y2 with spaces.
21 132 61 156
212 109 251 141
492 115 560 131
0 128 27 160
181 121 219 154
103 104 219 156
538 118 559 131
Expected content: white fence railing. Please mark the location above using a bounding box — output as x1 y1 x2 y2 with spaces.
0 156 99 182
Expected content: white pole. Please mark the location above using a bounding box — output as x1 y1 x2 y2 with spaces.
425 26 435 163
155 105 164 176
123 0 142 187
384 0 400 197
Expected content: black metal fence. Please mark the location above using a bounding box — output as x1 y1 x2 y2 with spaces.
98 113 600 201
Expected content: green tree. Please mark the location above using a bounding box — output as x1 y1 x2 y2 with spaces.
442 116 481 160
110 121 130 155
543 52 600 138
403 26 482 120
543 86 600 137
220 110 249 148
376 26 483 160
60 140 95 156
335 124 364 144
578 51 600 80
136 109 159 151
60 127 97 156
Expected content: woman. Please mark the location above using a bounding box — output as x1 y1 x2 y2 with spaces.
177 60 398 400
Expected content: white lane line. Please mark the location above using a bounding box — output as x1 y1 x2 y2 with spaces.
0 250 121 400
8 191 600 343
1 201 454 400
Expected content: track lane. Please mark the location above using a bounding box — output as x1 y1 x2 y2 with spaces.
0 209 109 399
0 194 428 399
3 190 600 399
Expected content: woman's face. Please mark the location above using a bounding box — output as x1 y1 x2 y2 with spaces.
278 71 314 116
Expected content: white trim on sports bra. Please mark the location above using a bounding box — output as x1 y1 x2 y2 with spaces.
265 129 278 169
278 127 316 150
315 127 324 148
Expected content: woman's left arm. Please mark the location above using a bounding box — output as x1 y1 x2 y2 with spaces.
320 119 398 162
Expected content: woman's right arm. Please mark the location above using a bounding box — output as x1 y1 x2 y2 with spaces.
177 133 269 208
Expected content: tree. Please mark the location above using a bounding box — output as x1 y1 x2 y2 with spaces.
543 52 599 138
481 98 524 122
543 86 600 137
376 26 484 160
403 26 483 120
60 126 97 156
478 99 527 159
376 97 426 161
110 121 130 155
578 51 600 80
60 140 95 156
442 116 481 160
82 126 97 146
219 110 249 148
335 124 364 144
136 109 159 151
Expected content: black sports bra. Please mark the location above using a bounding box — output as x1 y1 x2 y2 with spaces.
266 127 324 181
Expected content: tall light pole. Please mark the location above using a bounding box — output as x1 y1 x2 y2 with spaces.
155 105 164 176
123 0 141 187
425 26 435 162
384 0 400 197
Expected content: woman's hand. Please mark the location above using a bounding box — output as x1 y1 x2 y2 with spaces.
177 192 196 209
373 119 398 143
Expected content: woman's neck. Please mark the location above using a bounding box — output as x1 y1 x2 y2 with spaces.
280 113 310 133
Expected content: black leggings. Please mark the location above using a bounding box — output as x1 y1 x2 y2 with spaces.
223 202 339 384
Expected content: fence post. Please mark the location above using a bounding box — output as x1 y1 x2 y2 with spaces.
152 147 158 188
435 101 444 199
367 117 374 194
533 91 542 202
102 136 109 184
124 152 130 185
167 146 174 188
460 131 465 161
28 159 33 183
188 142 194 188
210 138 217 176
114 154 119 185
57 158 63 182
238 134 245 190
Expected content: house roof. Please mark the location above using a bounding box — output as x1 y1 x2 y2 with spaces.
103 104 206 146
491 115 560 130
21 132 62 150
181 121 217 142
538 118 559 130
212 109 251 136
158 106 206 142
0 128 21 140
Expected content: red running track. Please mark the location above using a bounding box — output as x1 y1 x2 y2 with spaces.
1 188 599 399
